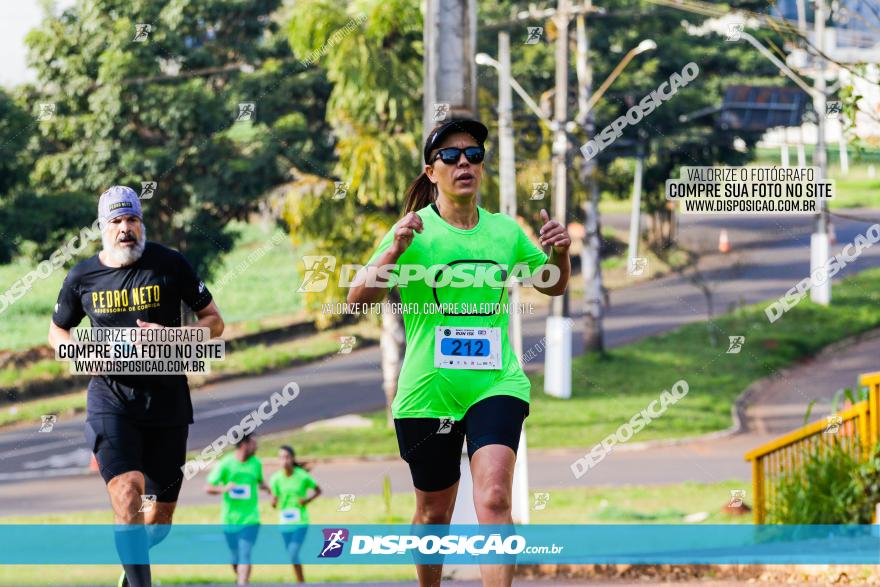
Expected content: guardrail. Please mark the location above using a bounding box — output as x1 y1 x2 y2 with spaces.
744 372 880 523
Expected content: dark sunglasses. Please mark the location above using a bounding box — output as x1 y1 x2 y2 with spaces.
431 146 486 165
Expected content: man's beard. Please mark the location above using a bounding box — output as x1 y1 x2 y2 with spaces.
102 225 146 266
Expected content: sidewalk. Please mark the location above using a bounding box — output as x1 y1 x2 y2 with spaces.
743 328 880 435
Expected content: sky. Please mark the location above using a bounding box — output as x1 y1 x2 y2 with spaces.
0 0 75 89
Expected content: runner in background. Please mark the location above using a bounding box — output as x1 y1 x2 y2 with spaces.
347 119 570 587
270 445 322 583
205 434 272 585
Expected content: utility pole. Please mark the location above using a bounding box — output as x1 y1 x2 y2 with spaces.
811 0 830 304
424 1 483 550
423 0 478 137
544 0 574 399
575 9 605 352
627 140 645 262
495 31 530 527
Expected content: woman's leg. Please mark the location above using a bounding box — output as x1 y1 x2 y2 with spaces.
283 529 306 582
395 416 467 587
470 444 517 587
412 482 459 587
463 395 529 587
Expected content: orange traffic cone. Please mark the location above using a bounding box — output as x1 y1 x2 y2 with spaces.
718 229 731 253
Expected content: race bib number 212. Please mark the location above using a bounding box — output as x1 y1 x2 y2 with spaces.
434 327 501 370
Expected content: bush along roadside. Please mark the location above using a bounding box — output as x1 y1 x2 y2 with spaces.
768 440 880 524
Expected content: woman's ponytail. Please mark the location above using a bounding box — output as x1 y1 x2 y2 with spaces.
403 171 436 214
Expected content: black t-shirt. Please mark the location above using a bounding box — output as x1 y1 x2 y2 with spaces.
53 242 213 426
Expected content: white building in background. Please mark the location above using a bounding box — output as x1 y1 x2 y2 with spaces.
762 0 880 150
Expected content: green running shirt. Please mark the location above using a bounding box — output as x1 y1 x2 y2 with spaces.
206 454 263 526
366 205 548 420
269 466 317 527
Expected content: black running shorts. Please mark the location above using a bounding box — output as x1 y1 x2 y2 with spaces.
85 416 189 502
394 394 529 492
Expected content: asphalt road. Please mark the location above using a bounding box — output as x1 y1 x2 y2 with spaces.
3 211 880 514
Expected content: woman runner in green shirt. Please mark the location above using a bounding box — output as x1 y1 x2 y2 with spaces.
270 445 322 583
348 119 570 587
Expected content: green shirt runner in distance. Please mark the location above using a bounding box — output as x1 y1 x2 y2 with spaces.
366 205 548 420
206 453 264 526
270 466 317 527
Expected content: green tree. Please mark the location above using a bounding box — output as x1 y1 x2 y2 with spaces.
0 89 37 262
21 0 333 275
285 0 422 425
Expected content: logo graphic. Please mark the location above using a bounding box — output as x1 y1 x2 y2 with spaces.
726 23 744 41
338 336 356 354
826 101 842 118
337 493 356 512
318 528 349 558
140 181 156 200
728 489 746 508
236 102 256 122
824 414 843 434
727 336 745 354
138 494 157 513
432 103 450 122
38 415 57 433
298 256 337 293
332 182 349 200
37 103 56 121
628 257 648 276
133 24 152 42
530 182 548 201
198 281 206 294
533 492 550 511
436 416 455 435
524 27 543 45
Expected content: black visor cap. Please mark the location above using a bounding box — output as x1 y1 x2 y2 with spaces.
424 119 489 164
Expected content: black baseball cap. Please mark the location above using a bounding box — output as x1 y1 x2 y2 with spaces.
423 119 489 164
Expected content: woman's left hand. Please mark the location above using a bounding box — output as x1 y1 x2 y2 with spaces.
538 209 571 253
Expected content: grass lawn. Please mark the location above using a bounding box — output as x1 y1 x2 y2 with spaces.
0 481 747 585
262 267 880 460
0 221 305 351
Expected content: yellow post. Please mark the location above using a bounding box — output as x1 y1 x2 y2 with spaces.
752 457 764 524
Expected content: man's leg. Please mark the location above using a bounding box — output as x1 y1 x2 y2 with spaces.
142 424 188 551
107 471 152 587
470 445 517 587
90 416 151 587
143 501 176 549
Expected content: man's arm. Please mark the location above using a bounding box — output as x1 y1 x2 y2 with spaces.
205 482 231 495
193 301 224 338
136 300 224 338
48 321 73 353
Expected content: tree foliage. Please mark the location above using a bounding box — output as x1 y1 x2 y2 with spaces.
284 0 423 321
20 0 333 275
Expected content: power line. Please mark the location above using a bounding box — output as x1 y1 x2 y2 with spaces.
646 0 878 85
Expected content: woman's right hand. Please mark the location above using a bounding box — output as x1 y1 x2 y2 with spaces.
390 212 424 257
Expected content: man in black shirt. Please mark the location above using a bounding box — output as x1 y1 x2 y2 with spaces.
48 186 224 587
